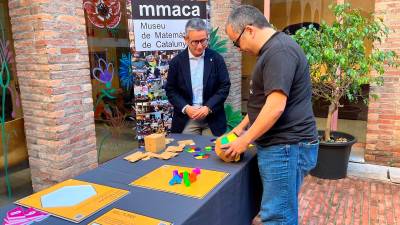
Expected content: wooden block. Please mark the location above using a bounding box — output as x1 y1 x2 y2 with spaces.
144 133 166 153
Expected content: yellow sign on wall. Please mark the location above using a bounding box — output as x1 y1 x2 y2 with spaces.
16 179 129 223
131 165 229 199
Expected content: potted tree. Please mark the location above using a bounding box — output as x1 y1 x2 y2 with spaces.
293 3 398 179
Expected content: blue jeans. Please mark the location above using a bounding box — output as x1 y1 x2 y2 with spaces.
256 140 318 225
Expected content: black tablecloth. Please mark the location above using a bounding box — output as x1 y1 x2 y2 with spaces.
0 134 261 225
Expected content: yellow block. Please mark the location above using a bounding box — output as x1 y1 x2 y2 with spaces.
226 133 237 142
144 133 166 153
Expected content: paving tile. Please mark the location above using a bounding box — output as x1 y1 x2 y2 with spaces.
300 175 400 225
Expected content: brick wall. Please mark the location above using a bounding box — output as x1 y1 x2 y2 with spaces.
8 0 97 191
365 0 400 166
210 0 242 111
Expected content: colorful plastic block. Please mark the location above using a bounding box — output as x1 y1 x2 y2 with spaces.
189 172 197 183
192 168 201 175
183 171 191 187
169 174 182 186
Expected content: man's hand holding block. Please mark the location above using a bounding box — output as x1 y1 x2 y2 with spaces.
215 133 241 162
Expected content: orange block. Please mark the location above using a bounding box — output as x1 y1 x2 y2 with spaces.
144 133 166 153
189 172 197 183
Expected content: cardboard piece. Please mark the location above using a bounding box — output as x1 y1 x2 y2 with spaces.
159 152 178 160
177 139 195 146
165 138 174 144
131 165 229 199
124 152 147 162
15 179 129 223
147 152 178 160
165 145 184 153
124 149 180 163
88 208 172 225
141 156 152 161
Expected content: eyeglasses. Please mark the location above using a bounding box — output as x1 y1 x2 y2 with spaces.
233 25 251 48
190 38 208 47
233 28 246 48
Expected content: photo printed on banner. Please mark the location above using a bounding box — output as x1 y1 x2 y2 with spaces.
131 0 210 143
133 50 178 142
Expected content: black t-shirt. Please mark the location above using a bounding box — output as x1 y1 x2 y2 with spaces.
247 32 317 147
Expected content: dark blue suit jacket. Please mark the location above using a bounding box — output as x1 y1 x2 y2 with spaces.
166 48 231 136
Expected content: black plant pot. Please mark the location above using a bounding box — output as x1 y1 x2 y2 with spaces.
310 131 357 179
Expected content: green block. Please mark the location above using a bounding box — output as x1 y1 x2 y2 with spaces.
221 136 229 145
204 146 212 152
183 171 190 187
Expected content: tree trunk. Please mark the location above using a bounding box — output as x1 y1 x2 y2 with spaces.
331 108 338 131
324 102 337 141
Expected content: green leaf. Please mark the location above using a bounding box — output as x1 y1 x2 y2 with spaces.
291 3 399 136
209 27 229 54
224 104 243 132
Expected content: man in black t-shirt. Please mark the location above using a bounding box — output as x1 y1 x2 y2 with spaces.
224 5 318 225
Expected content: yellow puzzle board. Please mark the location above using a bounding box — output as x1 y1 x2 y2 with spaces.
88 208 172 225
130 165 229 199
16 179 129 223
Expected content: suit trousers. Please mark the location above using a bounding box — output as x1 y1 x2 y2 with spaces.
182 119 212 136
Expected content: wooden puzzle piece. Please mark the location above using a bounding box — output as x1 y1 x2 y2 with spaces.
124 151 146 162
177 139 195 146
165 138 174 144
165 145 184 153
159 151 178 160
141 155 152 161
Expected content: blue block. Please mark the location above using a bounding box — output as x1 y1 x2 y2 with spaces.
169 174 182 185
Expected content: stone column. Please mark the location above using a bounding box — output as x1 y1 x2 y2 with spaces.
8 0 97 191
210 0 242 111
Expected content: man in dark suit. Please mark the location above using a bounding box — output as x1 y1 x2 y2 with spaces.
166 18 231 136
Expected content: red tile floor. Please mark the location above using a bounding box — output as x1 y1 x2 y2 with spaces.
299 175 400 225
